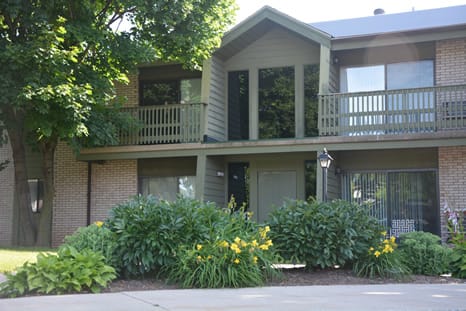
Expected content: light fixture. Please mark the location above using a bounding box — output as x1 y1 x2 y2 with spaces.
319 148 333 169
319 148 333 202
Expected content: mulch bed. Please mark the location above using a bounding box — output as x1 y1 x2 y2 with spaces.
103 268 465 293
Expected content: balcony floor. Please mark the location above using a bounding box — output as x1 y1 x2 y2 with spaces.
78 130 466 161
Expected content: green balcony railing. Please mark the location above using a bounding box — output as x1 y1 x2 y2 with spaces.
319 84 466 136
119 103 206 145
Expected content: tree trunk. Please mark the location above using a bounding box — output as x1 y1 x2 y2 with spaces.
36 140 57 247
5 109 36 246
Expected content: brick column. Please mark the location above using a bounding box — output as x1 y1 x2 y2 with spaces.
52 142 88 247
436 38 466 242
436 39 466 86
438 146 466 242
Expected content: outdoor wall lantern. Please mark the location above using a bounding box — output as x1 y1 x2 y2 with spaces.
319 148 333 202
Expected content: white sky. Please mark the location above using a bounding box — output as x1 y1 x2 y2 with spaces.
234 0 466 24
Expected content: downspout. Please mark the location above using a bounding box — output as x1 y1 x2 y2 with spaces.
87 161 92 226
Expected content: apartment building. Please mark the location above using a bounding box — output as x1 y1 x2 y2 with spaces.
1 5 465 246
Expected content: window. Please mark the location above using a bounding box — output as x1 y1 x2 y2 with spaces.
304 64 320 137
304 160 317 200
228 71 249 140
140 78 201 106
342 170 439 236
259 66 295 139
28 179 44 213
340 65 385 135
340 60 434 135
139 176 196 201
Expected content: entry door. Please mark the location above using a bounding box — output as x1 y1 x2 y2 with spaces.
257 171 296 223
228 162 249 211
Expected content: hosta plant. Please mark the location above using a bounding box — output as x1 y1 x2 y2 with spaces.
63 221 118 267
0 246 116 298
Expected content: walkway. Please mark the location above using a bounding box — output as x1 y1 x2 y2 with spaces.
0 283 465 311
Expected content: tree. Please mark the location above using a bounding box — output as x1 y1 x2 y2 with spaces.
0 0 237 246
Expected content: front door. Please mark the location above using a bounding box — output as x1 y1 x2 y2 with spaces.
257 171 296 223
228 162 249 211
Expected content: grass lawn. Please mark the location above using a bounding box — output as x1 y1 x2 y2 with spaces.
0 248 56 273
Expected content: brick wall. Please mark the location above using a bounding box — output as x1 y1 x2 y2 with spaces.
438 146 466 241
0 135 14 246
52 142 88 247
115 73 139 108
90 160 137 222
436 39 466 86
436 39 466 242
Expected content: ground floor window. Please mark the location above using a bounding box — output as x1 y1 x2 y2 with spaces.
304 160 317 200
342 170 439 236
139 176 195 201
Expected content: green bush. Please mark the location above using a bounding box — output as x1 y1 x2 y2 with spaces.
450 240 466 278
267 199 381 269
398 231 452 276
353 234 409 279
106 195 248 277
63 222 117 267
0 246 116 298
165 223 279 288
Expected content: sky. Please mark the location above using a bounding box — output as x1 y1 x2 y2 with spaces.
234 0 466 25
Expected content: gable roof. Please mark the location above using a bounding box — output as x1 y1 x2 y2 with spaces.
215 6 331 60
311 5 466 39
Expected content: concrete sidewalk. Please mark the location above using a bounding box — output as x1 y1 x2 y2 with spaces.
0 283 465 311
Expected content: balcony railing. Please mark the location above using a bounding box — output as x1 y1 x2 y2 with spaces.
319 84 466 136
119 103 206 145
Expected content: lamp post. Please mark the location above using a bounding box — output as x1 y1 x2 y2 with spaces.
319 148 333 202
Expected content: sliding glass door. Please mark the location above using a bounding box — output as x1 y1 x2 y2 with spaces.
342 170 439 236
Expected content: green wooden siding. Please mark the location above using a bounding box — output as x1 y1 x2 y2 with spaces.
205 55 226 142
204 156 226 206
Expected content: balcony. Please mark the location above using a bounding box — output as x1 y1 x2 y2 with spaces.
119 103 206 145
319 84 466 136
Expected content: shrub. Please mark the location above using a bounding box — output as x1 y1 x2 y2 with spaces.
0 246 116 298
353 233 409 279
446 207 466 279
165 224 279 288
106 195 249 277
450 240 466 279
267 199 381 269
63 222 117 267
398 231 452 276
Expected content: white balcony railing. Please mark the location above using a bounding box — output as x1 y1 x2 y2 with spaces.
119 103 206 145
319 84 466 136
